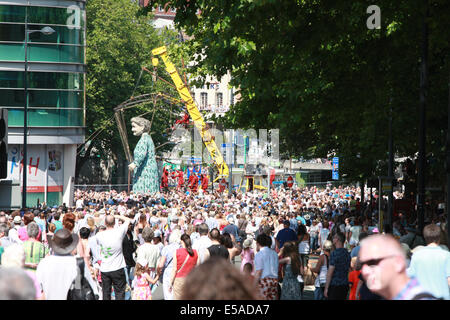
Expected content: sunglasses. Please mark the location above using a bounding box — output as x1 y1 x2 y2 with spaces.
359 255 398 267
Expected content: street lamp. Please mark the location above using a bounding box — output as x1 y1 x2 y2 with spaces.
22 11 56 209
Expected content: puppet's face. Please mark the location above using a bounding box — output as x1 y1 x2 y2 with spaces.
131 121 145 136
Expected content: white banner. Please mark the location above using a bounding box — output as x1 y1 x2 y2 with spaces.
7 144 63 192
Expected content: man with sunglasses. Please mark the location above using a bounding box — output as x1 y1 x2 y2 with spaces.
359 234 437 300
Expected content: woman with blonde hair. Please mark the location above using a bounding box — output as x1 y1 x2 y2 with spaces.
310 240 332 300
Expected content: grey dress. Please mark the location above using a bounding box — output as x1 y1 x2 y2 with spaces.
131 133 159 194
280 263 302 300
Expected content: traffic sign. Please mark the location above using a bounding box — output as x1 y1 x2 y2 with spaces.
287 176 294 188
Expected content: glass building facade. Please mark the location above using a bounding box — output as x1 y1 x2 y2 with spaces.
0 0 86 207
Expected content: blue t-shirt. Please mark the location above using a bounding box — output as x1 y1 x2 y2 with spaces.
53 220 63 232
407 246 450 300
223 224 240 242
289 218 298 232
296 216 306 226
329 248 351 286
276 227 297 249
350 245 360 258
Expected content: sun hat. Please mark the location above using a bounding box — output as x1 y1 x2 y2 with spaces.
48 229 79 255
243 238 253 249
13 216 22 224
154 230 162 238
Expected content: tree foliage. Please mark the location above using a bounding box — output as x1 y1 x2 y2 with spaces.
146 0 450 184
78 0 187 180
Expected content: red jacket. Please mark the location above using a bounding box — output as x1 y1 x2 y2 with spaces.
188 174 198 191
201 174 209 190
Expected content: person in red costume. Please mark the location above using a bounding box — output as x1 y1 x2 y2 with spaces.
177 170 184 191
218 178 227 192
201 173 209 191
188 172 199 193
172 112 190 130
161 166 169 191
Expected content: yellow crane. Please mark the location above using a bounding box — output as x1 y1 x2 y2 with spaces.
151 46 229 180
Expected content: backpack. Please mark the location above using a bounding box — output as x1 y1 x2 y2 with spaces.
67 257 98 300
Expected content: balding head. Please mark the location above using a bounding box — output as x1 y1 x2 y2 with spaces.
359 234 406 260
105 215 115 228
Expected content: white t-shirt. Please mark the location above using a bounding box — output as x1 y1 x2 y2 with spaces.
192 235 212 264
76 199 84 209
136 243 161 269
349 226 362 245
95 221 130 273
36 255 98 300
254 246 278 279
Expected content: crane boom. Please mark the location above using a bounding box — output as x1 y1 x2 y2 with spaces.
151 46 229 179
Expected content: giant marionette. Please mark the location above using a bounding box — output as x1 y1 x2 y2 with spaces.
127 117 159 194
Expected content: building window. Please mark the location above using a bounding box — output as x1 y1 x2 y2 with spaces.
200 92 208 109
216 93 223 107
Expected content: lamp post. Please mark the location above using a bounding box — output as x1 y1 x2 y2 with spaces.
23 7 56 209
387 102 394 233
417 0 428 235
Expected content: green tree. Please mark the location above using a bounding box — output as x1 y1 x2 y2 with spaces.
77 0 186 181
146 0 449 185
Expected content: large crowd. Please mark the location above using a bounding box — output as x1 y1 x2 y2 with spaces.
0 183 448 300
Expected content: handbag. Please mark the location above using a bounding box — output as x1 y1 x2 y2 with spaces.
67 257 98 300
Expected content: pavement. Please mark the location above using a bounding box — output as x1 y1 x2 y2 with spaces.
151 253 319 300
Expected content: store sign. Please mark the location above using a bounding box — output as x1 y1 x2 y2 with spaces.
332 157 339 180
7 145 63 192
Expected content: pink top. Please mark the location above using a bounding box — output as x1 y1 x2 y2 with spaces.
18 226 41 242
135 274 149 287
240 248 255 272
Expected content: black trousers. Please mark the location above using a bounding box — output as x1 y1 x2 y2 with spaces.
328 285 349 300
101 268 127 300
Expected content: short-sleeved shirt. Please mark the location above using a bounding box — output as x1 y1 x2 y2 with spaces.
407 246 450 300
222 224 240 241
95 221 130 273
275 227 297 249
161 242 180 276
329 248 351 286
254 246 279 279
192 236 212 264
136 243 160 269
53 220 63 232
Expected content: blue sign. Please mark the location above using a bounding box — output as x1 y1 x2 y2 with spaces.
332 157 339 180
